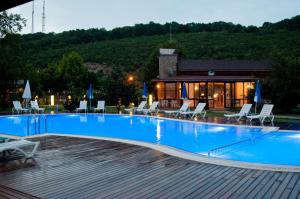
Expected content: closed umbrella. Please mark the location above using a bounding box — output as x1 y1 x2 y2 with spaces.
181 82 188 100
142 82 147 99
22 80 31 108
254 80 262 114
87 83 93 110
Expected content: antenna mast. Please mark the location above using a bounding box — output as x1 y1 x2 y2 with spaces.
42 0 46 33
31 0 34 33
169 22 172 42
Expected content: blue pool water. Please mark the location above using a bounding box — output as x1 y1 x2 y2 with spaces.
0 114 300 166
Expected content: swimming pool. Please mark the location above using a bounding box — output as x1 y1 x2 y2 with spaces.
1 114 300 169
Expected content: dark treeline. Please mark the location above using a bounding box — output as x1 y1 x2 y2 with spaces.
21 15 300 51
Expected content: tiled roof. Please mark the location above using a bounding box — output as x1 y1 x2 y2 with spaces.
152 75 258 82
178 60 272 71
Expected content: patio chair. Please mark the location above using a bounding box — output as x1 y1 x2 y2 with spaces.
12 101 29 114
0 139 40 163
76 101 87 113
224 104 252 121
179 103 206 119
143 101 160 115
247 104 275 125
124 101 147 114
94 101 105 113
30 101 45 114
164 101 190 118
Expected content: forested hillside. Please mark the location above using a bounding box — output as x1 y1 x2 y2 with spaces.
20 15 300 72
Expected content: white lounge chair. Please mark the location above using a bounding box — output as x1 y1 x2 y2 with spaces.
247 104 275 125
143 101 159 115
12 101 29 114
164 101 190 118
0 139 40 163
94 101 105 113
124 101 147 114
224 104 252 121
180 103 206 119
76 101 87 113
30 101 45 113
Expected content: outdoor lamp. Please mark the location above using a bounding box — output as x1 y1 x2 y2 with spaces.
50 95 55 106
128 75 134 81
149 94 153 106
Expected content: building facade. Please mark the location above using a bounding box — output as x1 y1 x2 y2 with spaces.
152 49 272 109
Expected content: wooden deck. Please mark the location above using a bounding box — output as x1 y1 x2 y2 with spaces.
0 136 300 199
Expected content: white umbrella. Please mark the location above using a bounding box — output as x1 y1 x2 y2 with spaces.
22 80 31 108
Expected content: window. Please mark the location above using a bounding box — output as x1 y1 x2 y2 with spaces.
165 83 176 99
188 83 195 99
156 83 165 100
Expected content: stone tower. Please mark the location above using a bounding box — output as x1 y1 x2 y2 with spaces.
158 49 178 79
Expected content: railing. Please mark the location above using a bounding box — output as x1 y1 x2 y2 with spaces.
207 131 274 157
27 114 47 136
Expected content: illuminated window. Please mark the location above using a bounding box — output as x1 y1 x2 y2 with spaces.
165 83 176 99
157 83 165 100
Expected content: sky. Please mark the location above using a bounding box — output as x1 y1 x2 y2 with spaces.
8 0 300 34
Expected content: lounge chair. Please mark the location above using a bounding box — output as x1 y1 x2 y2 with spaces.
76 101 87 113
143 101 159 115
247 104 275 125
94 101 105 113
124 101 147 114
0 139 40 163
224 104 252 121
179 103 206 119
164 101 190 118
30 101 45 114
12 101 29 114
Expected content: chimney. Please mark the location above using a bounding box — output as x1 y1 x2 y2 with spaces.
158 49 178 79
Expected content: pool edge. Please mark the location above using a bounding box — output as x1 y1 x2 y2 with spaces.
25 133 300 173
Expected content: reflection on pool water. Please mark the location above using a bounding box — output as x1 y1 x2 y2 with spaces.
0 114 300 166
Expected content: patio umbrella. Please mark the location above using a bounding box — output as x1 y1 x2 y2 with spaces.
87 83 93 110
22 80 31 108
142 82 147 99
254 80 262 114
181 82 188 100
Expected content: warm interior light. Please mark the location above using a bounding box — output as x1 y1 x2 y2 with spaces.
149 94 153 106
213 93 218 98
201 93 205 97
68 95 71 100
194 86 199 91
156 84 160 89
35 95 38 100
246 84 254 89
50 95 55 106
131 102 135 106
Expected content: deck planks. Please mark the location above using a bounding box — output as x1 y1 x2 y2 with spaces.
0 135 300 199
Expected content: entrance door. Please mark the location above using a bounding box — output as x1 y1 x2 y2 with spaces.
213 83 224 108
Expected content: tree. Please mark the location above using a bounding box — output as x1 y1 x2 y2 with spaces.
58 52 88 101
264 57 300 112
0 34 23 109
0 11 26 38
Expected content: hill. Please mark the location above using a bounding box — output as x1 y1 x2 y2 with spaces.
19 15 300 73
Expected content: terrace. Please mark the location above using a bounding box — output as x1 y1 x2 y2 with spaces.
1 135 300 198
